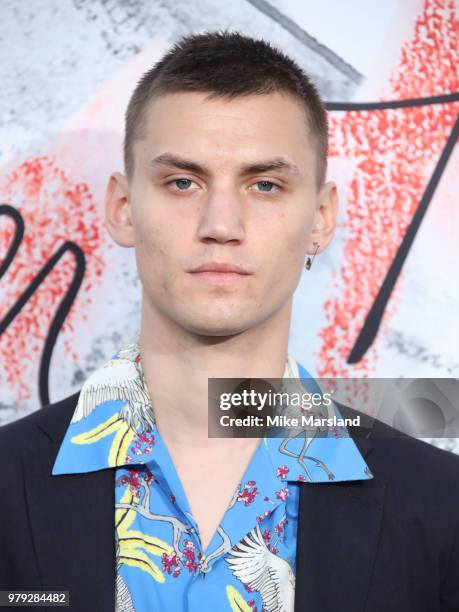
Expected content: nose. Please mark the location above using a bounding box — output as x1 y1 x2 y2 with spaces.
196 184 246 244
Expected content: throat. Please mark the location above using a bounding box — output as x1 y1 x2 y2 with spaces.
166 439 261 554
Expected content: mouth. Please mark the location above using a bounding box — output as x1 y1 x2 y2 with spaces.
188 270 250 285
188 262 251 285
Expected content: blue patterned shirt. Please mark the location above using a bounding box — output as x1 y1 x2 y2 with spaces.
52 333 372 611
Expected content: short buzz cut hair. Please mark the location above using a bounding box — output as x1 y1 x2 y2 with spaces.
123 30 329 188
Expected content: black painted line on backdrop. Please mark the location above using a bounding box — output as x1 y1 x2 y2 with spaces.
348 114 459 363
0 212 86 406
245 0 363 84
326 91 459 111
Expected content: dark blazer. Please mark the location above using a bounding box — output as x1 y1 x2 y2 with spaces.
0 391 458 611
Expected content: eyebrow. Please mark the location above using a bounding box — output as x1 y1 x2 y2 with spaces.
149 152 300 177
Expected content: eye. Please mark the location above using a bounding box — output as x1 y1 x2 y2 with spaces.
167 178 198 191
252 180 281 193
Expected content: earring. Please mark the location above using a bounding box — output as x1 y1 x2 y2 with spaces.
305 242 320 270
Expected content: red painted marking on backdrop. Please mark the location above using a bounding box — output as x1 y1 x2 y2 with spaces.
0 156 106 400
319 0 459 377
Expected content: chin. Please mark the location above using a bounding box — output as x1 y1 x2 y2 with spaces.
181 314 251 337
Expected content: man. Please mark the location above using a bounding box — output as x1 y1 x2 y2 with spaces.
0 30 458 612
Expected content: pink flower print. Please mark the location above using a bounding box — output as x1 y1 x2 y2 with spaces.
262 529 271 545
170 494 176 504
115 469 141 493
246 480 256 487
182 539 198 572
243 582 254 593
162 552 180 576
256 510 271 523
184 552 197 572
185 559 198 572
130 432 155 457
297 474 306 482
143 468 154 484
238 485 258 506
274 519 287 536
126 470 141 495
183 539 195 551
270 545 279 554
329 426 343 439
141 433 155 449
275 487 290 501
276 465 289 479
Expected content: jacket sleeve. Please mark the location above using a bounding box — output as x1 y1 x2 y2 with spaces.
0 422 42 589
441 511 459 610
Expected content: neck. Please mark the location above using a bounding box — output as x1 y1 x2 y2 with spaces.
138 294 292 450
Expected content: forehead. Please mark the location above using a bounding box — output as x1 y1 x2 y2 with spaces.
136 91 315 173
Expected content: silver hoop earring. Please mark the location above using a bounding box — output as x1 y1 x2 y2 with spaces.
305 242 320 270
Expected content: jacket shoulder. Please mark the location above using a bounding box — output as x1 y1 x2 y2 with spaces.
362 406 459 474
0 391 80 455
362 418 459 521
339 400 459 498
369 430 459 483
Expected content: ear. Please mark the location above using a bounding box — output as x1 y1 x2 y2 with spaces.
307 181 339 254
104 171 135 248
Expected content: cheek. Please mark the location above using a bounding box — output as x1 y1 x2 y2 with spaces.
133 218 165 279
289 227 309 260
133 202 171 258
134 223 160 264
133 218 186 296
270 214 309 261
263 221 309 290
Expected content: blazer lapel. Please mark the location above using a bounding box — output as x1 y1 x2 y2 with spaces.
294 415 387 612
22 395 116 611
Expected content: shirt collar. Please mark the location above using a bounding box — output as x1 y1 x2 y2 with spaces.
52 332 373 485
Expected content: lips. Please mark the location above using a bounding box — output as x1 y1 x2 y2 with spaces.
189 262 250 274
188 262 251 285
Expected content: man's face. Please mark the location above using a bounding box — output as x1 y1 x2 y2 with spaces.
110 91 336 337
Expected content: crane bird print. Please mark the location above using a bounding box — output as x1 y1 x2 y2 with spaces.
115 573 136 612
71 339 156 433
225 524 295 612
